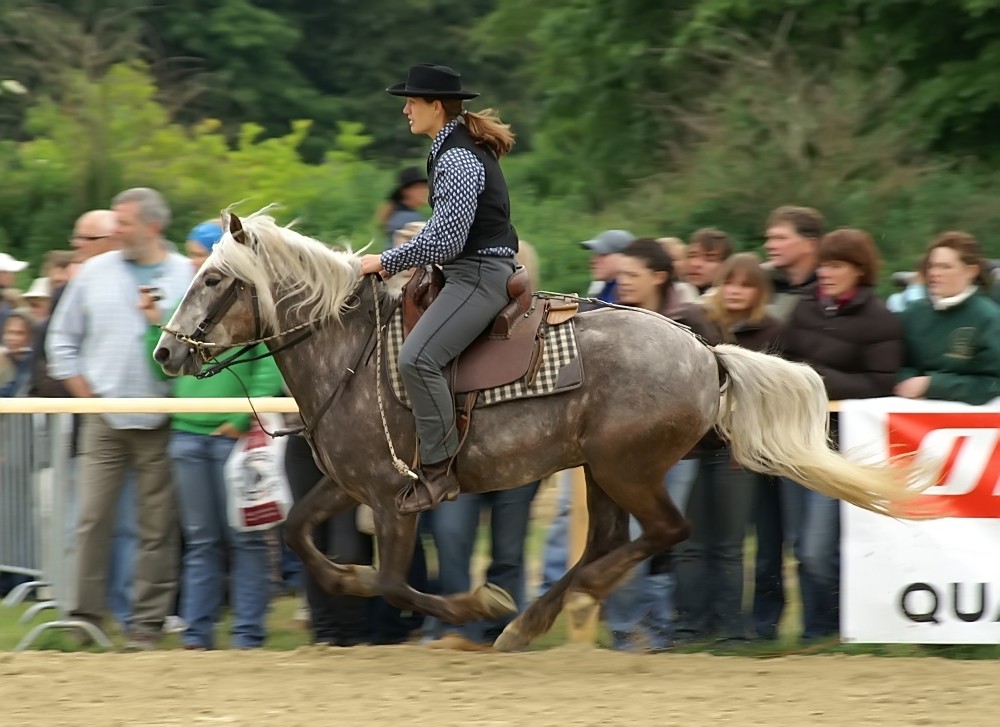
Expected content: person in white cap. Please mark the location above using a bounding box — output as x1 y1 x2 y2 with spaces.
0 252 28 330
22 277 52 322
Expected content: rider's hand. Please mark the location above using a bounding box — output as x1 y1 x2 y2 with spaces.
359 254 386 277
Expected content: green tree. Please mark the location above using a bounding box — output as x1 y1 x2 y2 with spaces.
678 0 1000 159
475 0 702 205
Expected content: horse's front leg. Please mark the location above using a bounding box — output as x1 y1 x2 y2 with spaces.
373 504 517 627
285 476 380 597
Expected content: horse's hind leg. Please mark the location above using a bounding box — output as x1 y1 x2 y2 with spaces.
372 507 518 627
285 477 380 597
493 468 629 652
566 462 690 616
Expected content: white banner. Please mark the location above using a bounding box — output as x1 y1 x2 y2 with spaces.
840 397 1000 643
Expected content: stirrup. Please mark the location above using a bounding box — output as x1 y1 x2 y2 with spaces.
395 477 460 515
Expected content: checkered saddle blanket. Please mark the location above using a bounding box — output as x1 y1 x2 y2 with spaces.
384 306 584 409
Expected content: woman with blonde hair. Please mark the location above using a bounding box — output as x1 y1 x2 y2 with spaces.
703 253 781 347
673 253 781 645
360 63 521 514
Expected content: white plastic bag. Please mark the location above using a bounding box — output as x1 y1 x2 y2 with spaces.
224 416 292 532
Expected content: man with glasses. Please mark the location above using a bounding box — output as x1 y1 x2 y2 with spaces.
69 210 117 261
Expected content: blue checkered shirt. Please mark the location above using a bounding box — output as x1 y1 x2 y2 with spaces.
380 119 516 277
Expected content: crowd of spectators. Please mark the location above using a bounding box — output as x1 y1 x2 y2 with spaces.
3 184 999 652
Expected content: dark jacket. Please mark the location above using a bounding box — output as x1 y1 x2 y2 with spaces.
659 286 723 457
779 285 903 401
694 314 784 454
660 285 721 346
29 284 72 398
767 266 818 323
725 315 783 354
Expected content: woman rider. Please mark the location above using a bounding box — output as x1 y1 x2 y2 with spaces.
359 64 519 515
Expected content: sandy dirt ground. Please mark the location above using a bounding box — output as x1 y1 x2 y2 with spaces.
2 645 997 726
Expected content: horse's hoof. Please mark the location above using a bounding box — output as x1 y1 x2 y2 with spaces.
563 591 598 629
476 583 517 619
354 565 379 596
493 623 530 653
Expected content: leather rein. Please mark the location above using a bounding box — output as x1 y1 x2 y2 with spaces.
160 273 392 440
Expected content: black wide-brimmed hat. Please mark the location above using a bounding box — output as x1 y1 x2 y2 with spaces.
386 64 480 100
389 166 429 201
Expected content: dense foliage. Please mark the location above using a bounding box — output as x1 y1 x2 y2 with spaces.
5 1 1000 294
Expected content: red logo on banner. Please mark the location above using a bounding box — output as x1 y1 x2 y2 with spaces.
888 412 1000 518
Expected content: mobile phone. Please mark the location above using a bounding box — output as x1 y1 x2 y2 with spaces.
139 285 163 302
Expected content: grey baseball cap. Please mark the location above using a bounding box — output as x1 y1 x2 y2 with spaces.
580 229 634 255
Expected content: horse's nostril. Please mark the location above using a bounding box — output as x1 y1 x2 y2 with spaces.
153 347 170 364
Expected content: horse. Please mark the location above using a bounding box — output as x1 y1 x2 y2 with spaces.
153 209 937 651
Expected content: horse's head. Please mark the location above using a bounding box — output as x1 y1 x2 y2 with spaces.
154 213 266 376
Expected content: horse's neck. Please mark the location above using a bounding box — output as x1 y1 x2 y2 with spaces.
268 292 375 425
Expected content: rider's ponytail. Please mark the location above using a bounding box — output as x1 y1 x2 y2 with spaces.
442 100 515 158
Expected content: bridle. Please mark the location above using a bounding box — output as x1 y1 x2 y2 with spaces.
159 259 407 459
161 276 323 380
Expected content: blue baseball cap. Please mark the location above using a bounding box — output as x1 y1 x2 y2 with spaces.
187 221 224 252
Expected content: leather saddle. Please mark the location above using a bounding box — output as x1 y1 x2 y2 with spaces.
401 263 545 394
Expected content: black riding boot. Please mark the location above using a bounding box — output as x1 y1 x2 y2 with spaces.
395 460 461 515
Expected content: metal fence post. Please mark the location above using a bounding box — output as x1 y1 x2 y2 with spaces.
14 413 111 650
0 413 45 606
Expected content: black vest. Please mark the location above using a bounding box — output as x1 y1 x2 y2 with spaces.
427 124 519 257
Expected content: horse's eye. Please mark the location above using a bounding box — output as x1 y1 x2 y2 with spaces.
205 277 221 287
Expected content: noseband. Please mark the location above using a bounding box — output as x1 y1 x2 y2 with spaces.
191 279 263 346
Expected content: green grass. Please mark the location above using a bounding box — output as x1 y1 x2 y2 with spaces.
0 595 312 653
0 593 575 653
7 599 1000 658
5 522 1000 658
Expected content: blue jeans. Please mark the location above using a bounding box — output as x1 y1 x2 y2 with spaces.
798 487 841 638
673 448 754 640
604 459 698 650
537 474 572 597
169 431 271 649
753 477 838 640
752 475 802 639
431 482 539 644
107 474 137 628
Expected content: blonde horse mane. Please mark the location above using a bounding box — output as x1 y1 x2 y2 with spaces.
210 206 364 331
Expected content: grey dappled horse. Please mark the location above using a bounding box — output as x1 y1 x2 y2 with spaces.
154 209 937 651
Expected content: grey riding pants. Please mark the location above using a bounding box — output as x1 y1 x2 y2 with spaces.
398 255 516 465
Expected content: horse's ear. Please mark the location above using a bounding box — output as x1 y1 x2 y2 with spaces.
229 213 247 245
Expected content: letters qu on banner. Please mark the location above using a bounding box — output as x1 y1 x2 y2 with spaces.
841 399 1000 644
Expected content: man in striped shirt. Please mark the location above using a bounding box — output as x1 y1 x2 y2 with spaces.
48 187 194 650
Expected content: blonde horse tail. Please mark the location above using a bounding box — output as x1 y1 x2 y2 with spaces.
711 344 939 518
